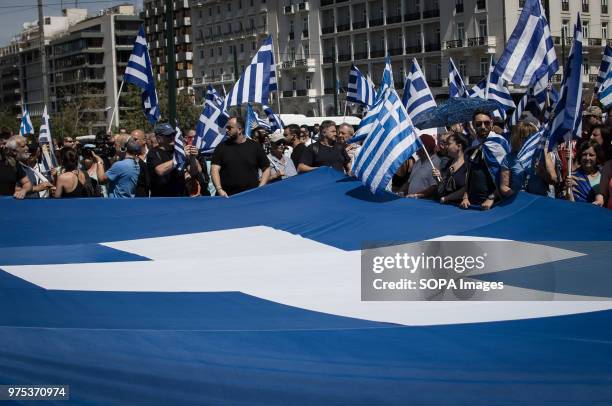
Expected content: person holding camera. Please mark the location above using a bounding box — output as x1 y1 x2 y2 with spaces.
92 138 141 199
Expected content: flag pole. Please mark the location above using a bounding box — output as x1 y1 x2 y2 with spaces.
421 142 441 182
107 80 125 134
342 100 348 122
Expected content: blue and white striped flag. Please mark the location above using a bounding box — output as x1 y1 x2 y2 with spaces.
494 0 558 87
123 25 160 124
449 58 468 98
516 127 546 169
245 103 270 137
263 104 283 132
38 106 57 173
352 87 423 194
347 64 376 107
377 56 394 98
195 85 230 153
546 15 583 151
510 92 530 127
173 122 186 171
595 44 612 92
599 68 612 109
469 58 516 113
347 92 386 145
402 58 437 121
19 105 34 135
226 36 277 107
482 133 510 185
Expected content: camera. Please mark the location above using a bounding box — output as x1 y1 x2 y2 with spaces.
93 132 114 158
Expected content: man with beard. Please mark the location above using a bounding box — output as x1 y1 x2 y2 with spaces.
0 135 32 199
211 116 270 197
147 123 189 197
298 120 350 174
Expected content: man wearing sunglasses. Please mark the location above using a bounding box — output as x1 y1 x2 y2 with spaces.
461 110 498 211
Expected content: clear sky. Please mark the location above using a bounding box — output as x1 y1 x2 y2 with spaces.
0 0 143 46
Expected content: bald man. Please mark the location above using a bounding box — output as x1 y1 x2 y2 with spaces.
131 129 148 161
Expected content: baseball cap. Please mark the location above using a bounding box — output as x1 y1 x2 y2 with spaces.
583 106 603 118
154 123 176 137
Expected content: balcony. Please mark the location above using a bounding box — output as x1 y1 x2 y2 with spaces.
405 44 422 53
352 20 366 29
321 0 334 6
467 37 495 47
203 73 234 84
338 53 352 61
337 23 350 32
425 42 441 52
388 47 403 56
552 36 573 46
296 89 308 96
369 18 384 27
323 55 335 63
428 79 442 87
370 49 385 58
283 90 296 97
587 38 602 46
422 9 440 18
176 51 193 61
298 2 309 11
404 12 420 21
354 51 368 59
386 15 402 24
322 26 335 34
445 39 463 49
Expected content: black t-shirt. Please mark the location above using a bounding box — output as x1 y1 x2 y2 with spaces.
465 147 496 205
211 138 270 196
0 159 26 196
146 147 185 197
290 143 307 168
299 142 350 172
438 160 467 198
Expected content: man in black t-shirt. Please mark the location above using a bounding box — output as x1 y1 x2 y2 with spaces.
298 120 350 174
211 116 270 197
0 135 32 199
284 124 305 168
146 123 187 197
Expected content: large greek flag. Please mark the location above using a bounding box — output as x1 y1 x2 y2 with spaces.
195 85 230 153
38 106 57 173
448 58 468 98
347 64 376 107
226 36 277 107
401 58 437 121
596 44 612 92
263 104 283 132
123 25 160 124
352 87 422 194
469 58 516 113
546 16 583 151
19 105 34 135
494 0 558 87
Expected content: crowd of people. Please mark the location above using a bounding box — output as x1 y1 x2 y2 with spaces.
0 104 611 211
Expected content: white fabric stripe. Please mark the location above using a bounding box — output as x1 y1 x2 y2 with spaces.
504 15 540 81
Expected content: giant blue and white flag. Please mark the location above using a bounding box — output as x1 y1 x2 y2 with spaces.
401 58 437 121
352 87 422 194
546 15 583 150
263 104 283 132
195 85 230 153
226 36 277 107
347 64 376 107
595 44 612 92
19 105 34 135
123 25 160 124
494 0 558 87
448 58 469 98
38 106 57 173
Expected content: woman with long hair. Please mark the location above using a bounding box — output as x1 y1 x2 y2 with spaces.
54 148 90 198
499 120 538 197
565 141 605 203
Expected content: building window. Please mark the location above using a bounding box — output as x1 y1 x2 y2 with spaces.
603 22 608 39
290 46 296 60
457 22 464 41
292 77 296 90
227 2 231 11
210 48 214 57
562 20 569 39
44 17 51 24
456 0 464 13
480 58 488 76
476 0 486 10
583 61 589 75
208 7 212 16
478 19 488 37
239 0 242 9
459 60 466 79
583 0 589 13
603 0 609 14
306 76 311 89
304 43 310 58
218 46 222 56
252 41 256 50
583 20 589 38
240 43 244 52
217 5 220 14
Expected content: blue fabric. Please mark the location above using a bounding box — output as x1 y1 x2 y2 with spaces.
1 169 611 404
106 159 140 198
501 152 526 192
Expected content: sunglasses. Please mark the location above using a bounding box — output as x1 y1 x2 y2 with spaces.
474 121 492 127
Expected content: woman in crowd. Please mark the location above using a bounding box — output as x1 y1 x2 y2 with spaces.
588 125 609 147
565 141 605 204
433 132 468 204
499 120 538 197
54 148 91 198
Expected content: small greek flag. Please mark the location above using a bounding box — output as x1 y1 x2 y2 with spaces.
596 44 612 92
449 58 468 98
347 64 376 107
402 58 437 121
123 25 160 124
38 106 58 173
263 104 284 132
173 121 187 171
19 106 34 135
195 85 230 153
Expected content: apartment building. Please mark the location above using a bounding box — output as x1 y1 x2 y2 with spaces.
0 43 22 115
143 0 194 94
48 5 142 132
